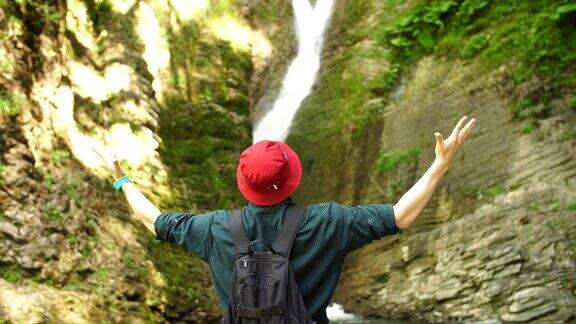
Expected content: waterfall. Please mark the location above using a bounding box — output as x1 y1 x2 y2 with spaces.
252 1 374 321
252 0 335 143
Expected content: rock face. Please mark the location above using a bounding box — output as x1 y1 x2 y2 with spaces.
0 0 259 321
280 0 576 322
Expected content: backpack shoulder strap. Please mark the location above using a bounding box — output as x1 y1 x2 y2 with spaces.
229 208 250 257
272 205 307 259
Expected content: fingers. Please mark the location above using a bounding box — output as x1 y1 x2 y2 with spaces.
458 118 477 142
450 116 468 138
434 132 445 151
434 132 444 143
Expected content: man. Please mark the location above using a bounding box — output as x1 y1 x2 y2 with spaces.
99 116 477 322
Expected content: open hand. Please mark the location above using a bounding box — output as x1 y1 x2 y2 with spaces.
92 147 124 180
434 116 476 171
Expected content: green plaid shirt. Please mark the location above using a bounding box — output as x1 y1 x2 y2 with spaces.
154 197 401 322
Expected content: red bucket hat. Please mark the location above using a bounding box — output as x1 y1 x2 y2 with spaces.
236 140 302 206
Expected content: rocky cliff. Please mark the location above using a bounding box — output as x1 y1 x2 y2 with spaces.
282 0 576 322
0 0 262 321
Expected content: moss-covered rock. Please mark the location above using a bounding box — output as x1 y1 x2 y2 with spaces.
0 0 259 322
282 0 576 322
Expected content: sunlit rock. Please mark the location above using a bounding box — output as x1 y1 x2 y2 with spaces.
209 14 272 61
170 0 209 21
66 0 96 51
136 1 171 101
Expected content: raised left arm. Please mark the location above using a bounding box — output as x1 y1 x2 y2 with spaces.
393 116 477 229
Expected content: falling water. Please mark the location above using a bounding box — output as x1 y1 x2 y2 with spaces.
252 0 335 143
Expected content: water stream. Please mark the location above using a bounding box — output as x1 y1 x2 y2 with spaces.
252 0 335 143
252 1 409 322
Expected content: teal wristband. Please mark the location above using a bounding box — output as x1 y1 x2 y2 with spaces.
113 175 130 192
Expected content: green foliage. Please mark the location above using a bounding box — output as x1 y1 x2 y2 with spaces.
92 268 109 281
0 163 7 185
480 185 505 198
31 273 55 286
0 93 22 117
378 0 488 61
511 99 552 121
521 121 538 134
570 98 576 111
147 241 211 303
386 179 406 198
549 3 576 21
461 34 488 58
65 178 81 204
367 0 576 112
568 202 576 211
43 206 63 221
50 149 71 164
549 200 562 212
0 265 24 283
377 147 421 174
42 172 55 192
370 63 402 95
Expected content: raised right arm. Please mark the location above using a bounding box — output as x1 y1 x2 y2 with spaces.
393 116 476 229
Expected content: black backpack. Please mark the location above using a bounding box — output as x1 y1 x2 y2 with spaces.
223 205 314 324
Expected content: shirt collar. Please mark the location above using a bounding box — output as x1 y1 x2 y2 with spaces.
246 196 294 211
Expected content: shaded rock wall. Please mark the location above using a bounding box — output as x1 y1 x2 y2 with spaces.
333 57 576 322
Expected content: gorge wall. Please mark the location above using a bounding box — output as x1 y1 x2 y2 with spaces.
0 0 268 321
280 0 576 322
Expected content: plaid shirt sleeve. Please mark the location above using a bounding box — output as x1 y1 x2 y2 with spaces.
331 203 402 254
154 211 216 261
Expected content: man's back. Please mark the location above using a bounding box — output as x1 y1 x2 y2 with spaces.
154 197 400 322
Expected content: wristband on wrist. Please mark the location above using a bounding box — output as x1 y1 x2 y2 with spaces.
113 175 130 192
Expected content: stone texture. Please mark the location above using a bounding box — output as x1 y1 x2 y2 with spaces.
282 1 576 322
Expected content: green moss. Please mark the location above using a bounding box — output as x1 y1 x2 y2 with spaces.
50 149 71 164
31 273 55 286
511 99 551 121
477 184 506 200
92 268 109 281
43 206 63 221
377 148 421 175
0 265 24 283
146 240 220 317
528 201 541 212
522 120 538 134
0 164 7 185
481 185 505 198
549 201 562 212
43 173 55 192
560 128 576 141
0 93 22 117
461 34 488 59
570 98 576 111
370 63 402 95
386 179 406 198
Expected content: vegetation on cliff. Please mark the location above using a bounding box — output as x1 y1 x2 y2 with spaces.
290 0 575 202
0 0 262 321
278 0 576 322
